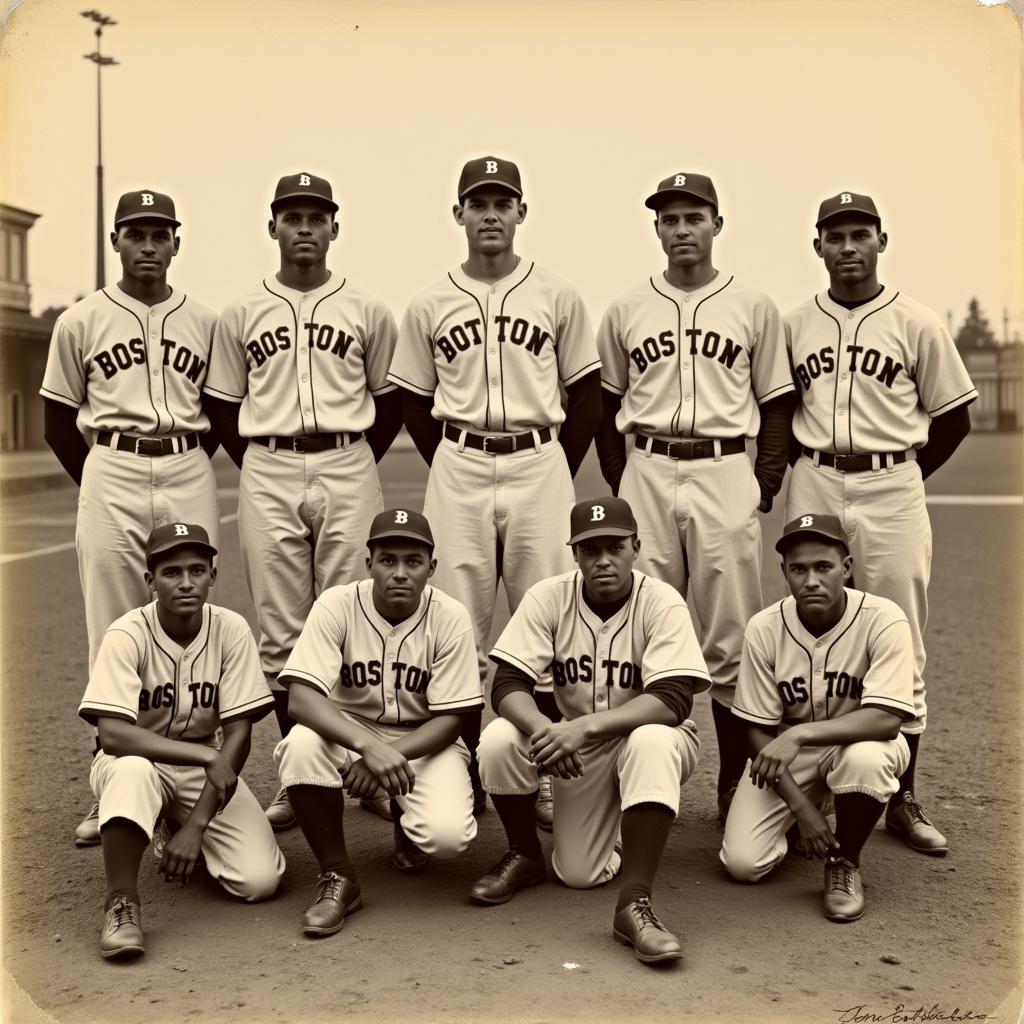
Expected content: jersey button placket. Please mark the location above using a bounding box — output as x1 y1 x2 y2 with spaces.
148 311 168 430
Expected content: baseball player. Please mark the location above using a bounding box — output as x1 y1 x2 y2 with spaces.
203 172 402 831
274 508 482 937
80 523 284 960
784 192 977 855
40 190 220 848
720 514 914 922
387 156 602 824
595 172 796 824
471 496 709 965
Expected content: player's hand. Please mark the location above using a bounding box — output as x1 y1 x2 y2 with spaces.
529 720 588 768
749 732 802 789
203 752 238 811
355 743 416 797
159 822 205 884
342 757 386 799
539 752 584 780
792 803 840 859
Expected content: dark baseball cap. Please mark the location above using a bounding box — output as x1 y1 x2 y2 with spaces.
367 508 434 549
114 190 180 229
645 172 719 212
775 514 849 556
815 192 881 229
271 172 338 214
567 497 638 546
146 523 217 565
457 156 523 201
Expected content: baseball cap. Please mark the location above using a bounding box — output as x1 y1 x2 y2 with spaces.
146 523 217 565
815 192 881 229
645 172 719 212
457 156 523 201
775 514 849 556
271 172 339 214
367 508 434 549
567 497 638 546
113 190 180 229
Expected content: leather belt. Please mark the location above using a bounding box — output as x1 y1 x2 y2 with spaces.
96 431 199 456
252 432 363 453
802 446 915 473
444 423 554 454
635 433 746 460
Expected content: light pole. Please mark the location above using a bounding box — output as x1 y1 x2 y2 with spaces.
81 9 118 290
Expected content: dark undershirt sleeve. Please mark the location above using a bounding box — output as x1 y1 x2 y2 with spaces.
754 392 797 511
202 393 246 469
558 369 602 478
43 398 89 486
644 676 697 726
916 404 971 479
365 390 404 463
595 389 628 495
490 659 538 714
400 387 443 466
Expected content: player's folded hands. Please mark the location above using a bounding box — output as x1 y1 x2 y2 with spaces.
159 821 205 884
529 721 588 773
351 744 416 797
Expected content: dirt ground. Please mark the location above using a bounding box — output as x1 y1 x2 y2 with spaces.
2 437 1021 1024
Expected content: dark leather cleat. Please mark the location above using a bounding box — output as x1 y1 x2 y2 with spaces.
885 792 948 855
469 850 546 905
76 802 101 848
535 775 554 833
302 871 362 936
392 819 430 873
100 896 145 960
612 898 683 964
823 856 865 922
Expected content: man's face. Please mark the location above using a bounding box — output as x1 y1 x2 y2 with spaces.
782 540 852 621
655 197 722 268
573 535 640 603
367 541 436 617
110 221 180 283
814 216 887 287
453 187 526 255
269 201 338 265
145 546 215 615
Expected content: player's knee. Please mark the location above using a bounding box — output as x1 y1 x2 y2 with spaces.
233 857 284 903
275 724 327 777
719 840 772 884
627 723 678 755
477 717 523 770
107 754 161 791
419 818 475 860
836 740 889 780
553 853 608 890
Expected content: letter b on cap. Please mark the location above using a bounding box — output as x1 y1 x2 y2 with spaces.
485 160 498 174
141 193 154 206
174 524 190 536
840 193 853 204
590 505 606 522
299 174 311 186
674 175 687 186
394 510 409 524
799 515 814 528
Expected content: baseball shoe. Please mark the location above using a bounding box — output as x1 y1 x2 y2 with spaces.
822 856 865 922
359 795 393 822
535 775 554 832
99 896 145 960
885 792 948 855
717 783 738 826
612 898 684 964
75 803 101 847
469 850 547 905
265 787 298 832
392 818 430 873
302 871 362 937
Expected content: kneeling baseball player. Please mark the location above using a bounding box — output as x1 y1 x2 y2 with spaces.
274 509 482 937
79 524 285 961
471 497 710 965
720 514 914 922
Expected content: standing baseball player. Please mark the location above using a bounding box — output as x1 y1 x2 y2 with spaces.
40 190 220 848
203 172 402 831
784 192 977 855
274 508 482 937
80 523 284 960
387 156 602 824
471 497 709 965
595 172 796 824
720 514 915 921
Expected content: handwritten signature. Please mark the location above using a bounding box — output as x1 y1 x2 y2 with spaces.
834 1006 994 1024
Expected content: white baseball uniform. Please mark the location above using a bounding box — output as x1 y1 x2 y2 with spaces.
784 288 978 731
720 588 914 882
40 286 220 669
204 274 397 682
275 578 483 858
79 602 284 902
480 569 707 888
387 260 600 683
597 274 795 702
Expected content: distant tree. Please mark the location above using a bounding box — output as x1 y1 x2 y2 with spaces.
37 305 67 325
955 298 996 350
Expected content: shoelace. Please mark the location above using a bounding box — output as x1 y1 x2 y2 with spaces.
110 897 138 928
630 897 665 930
314 872 345 903
827 861 856 896
903 796 932 825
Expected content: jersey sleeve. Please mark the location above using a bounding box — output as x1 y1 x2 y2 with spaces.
364 304 399 396
39 318 87 409
914 315 978 417
425 605 485 714
555 288 601 386
280 596 346 697
750 299 797 404
78 628 144 725
860 617 916 721
387 302 439 397
732 624 783 727
216 619 275 724
596 302 629 396
641 600 712 692
203 304 249 402
489 589 556 681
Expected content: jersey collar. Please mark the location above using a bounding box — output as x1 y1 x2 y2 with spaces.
781 587 863 646
264 271 341 303
575 570 640 630
449 257 533 296
357 579 430 635
653 269 732 301
816 286 894 320
109 283 181 315
145 600 210 656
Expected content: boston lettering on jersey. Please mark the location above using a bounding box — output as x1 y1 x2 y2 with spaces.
339 659 432 694
551 654 643 691
245 322 358 368
139 680 219 712
434 316 550 364
792 344 903 393
94 337 207 383
776 671 864 708
629 328 743 376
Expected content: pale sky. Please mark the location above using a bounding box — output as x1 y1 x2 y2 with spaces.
1 0 1021 338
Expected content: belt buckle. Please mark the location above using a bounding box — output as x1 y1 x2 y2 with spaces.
834 454 857 472
482 435 514 455
290 436 312 453
134 437 165 456
666 439 696 460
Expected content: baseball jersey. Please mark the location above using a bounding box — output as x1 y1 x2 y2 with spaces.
280 579 483 725
732 589 915 730
597 274 794 438
490 569 712 720
387 260 600 433
785 288 978 453
40 286 215 435
79 602 273 740
204 275 397 437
